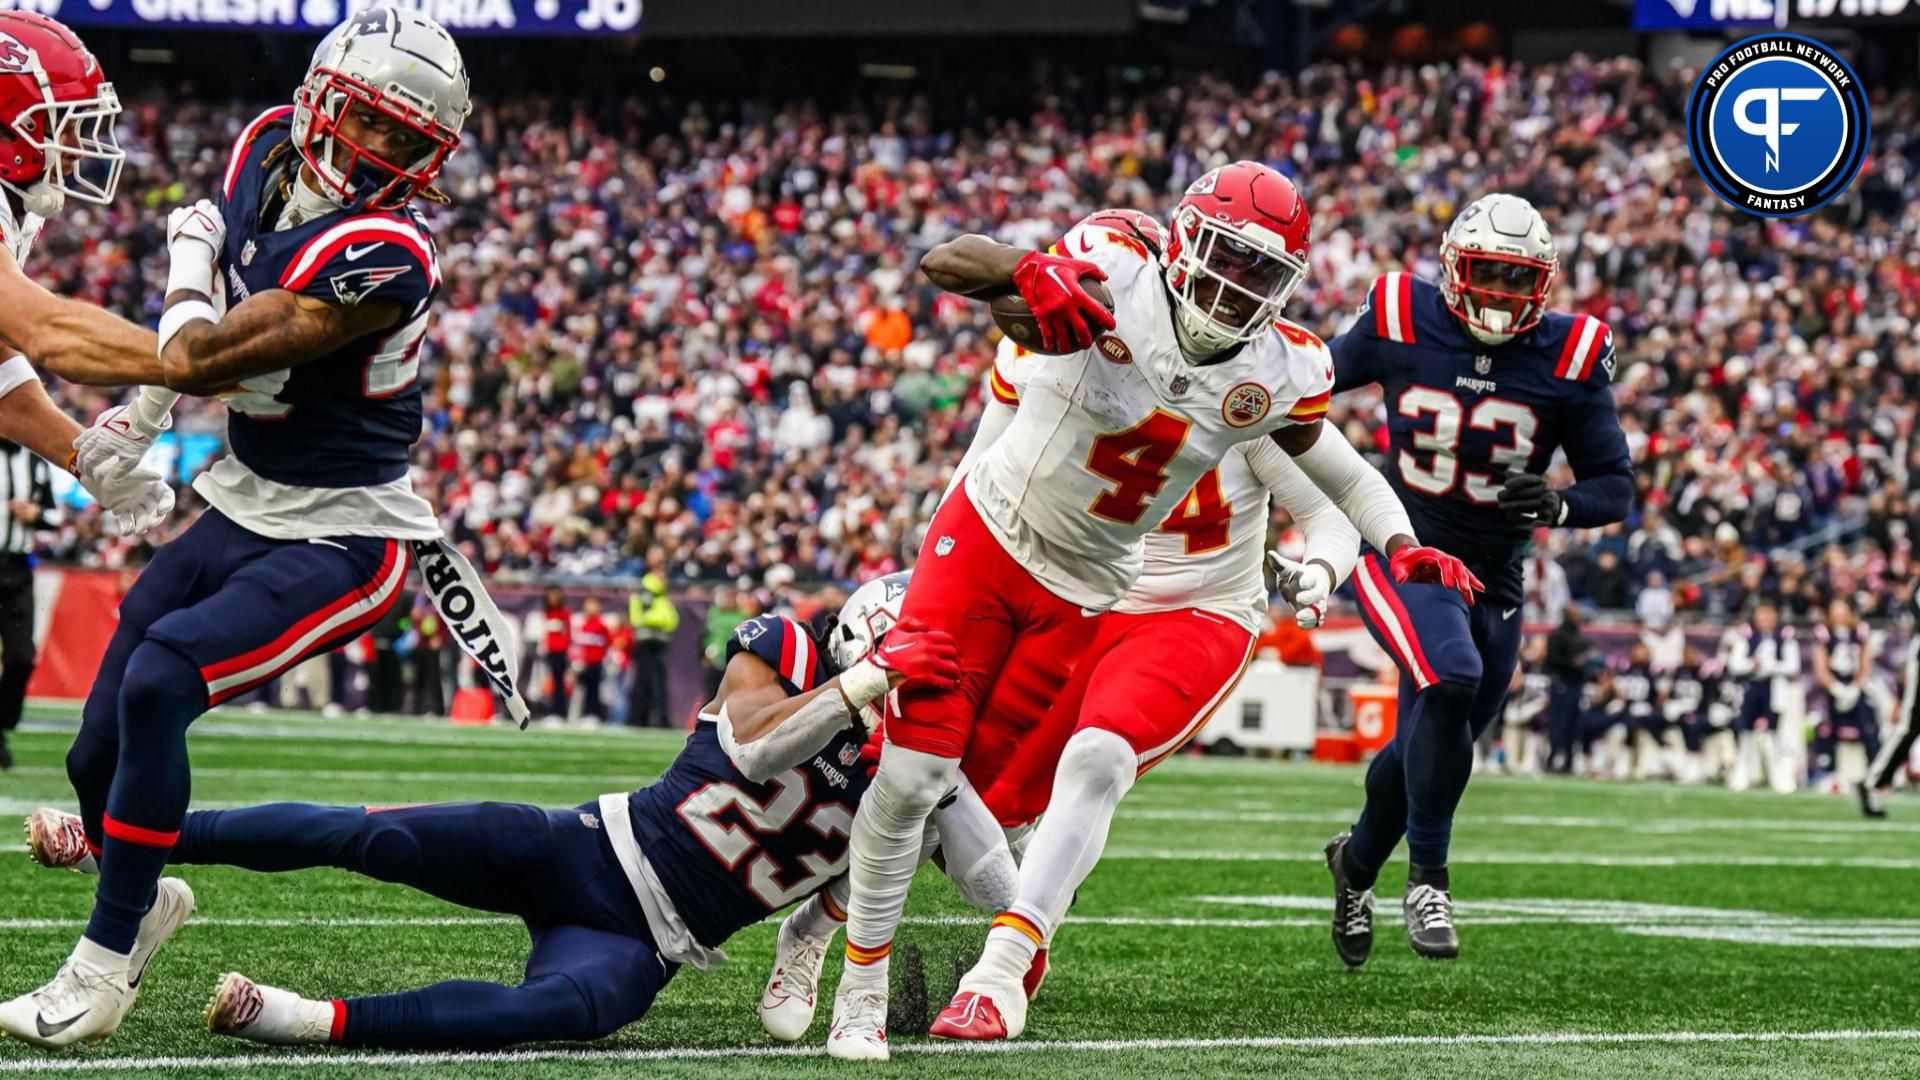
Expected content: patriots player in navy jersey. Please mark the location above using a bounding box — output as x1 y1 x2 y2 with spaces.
0 10 517 1049
1321 194 1633 966
23 575 988 1050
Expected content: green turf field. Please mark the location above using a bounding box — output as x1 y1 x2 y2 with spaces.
0 704 1916 1078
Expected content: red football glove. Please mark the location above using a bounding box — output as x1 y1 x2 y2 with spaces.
1011 250 1116 353
869 619 962 692
1388 545 1486 607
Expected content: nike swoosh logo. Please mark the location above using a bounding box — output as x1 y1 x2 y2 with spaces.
882 642 909 655
36 1010 88 1039
1044 265 1075 295
344 243 383 261
1503 608 1519 620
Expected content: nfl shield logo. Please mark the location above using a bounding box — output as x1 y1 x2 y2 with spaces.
241 240 256 267
935 535 955 557
1169 373 1190 396
1475 356 1492 375
839 743 860 767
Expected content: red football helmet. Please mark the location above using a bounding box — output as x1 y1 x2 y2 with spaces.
1076 208 1166 259
0 13 122 216
1162 162 1311 356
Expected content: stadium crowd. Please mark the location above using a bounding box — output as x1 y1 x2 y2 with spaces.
25 55 1920 631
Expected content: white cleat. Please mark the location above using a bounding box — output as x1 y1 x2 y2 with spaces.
205 972 336 1046
25 808 96 874
130 878 196 991
0 949 134 1048
759 915 833 1041
826 983 890 1062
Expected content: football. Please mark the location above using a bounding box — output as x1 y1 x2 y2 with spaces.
989 277 1116 354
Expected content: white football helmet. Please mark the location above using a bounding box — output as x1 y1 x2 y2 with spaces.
1440 193 1557 346
828 571 911 672
291 7 471 210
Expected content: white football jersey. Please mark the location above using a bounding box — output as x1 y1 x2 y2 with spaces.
965 221 1333 610
0 199 44 268
1114 437 1315 633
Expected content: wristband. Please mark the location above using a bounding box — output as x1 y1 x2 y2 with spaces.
839 658 891 710
132 386 180 435
0 355 35 403
165 239 218 299
158 301 217 356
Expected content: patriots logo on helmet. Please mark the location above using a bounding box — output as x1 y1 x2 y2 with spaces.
0 32 34 74
329 265 409 306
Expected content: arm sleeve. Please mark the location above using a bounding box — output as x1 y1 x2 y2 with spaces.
1281 425 1416 554
1241 438 1361 590
1556 330 1634 529
715 691 857 785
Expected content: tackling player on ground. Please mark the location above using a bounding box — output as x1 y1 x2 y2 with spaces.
27 577 1008 1050
0 10 514 1048
1323 194 1632 966
827 165 1479 1060
0 13 172 532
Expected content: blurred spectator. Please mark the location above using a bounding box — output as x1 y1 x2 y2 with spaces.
1255 609 1322 668
574 596 611 723
410 597 449 717
368 594 409 715
541 587 572 719
628 572 679 727
1545 606 1593 774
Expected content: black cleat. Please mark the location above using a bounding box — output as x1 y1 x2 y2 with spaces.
1403 883 1459 959
1323 833 1375 969
1857 781 1888 819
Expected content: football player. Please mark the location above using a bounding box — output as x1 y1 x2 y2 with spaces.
1323 194 1632 966
1862 585 1920 817
0 11 519 1048
922 211 1400 1042
1813 598 1879 783
0 13 172 531
24 576 1002 1050
829 169 1477 1060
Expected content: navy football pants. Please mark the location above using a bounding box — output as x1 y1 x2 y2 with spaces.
65 508 409 952
1349 554 1524 879
172 801 675 1049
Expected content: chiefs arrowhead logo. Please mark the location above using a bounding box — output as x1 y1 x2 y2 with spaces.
0 33 35 74
1095 334 1132 365
1222 382 1272 428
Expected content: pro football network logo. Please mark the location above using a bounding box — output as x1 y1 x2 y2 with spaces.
1686 34 1869 218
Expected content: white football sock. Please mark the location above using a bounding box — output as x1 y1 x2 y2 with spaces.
786 883 848 943
72 936 131 979
976 728 1135 986
841 743 957 988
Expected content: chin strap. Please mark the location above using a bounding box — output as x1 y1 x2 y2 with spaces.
19 182 62 218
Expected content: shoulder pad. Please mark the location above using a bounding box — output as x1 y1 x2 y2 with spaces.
1057 221 1155 268
279 213 439 308
1549 313 1616 384
1265 323 1333 424
1361 271 1425 345
726 614 823 693
221 106 297 205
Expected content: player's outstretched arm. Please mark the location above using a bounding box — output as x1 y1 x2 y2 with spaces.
923 234 1114 352
719 622 960 783
159 288 401 396
0 249 165 387
921 235 1029 297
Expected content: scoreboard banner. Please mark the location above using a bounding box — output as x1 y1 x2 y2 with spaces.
0 0 643 35
1634 0 1916 31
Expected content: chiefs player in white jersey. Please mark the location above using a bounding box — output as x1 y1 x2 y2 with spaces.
0 13 172 531
827 166 1479 1060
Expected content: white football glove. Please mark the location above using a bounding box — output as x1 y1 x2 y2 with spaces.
74 404 171 487
166 199 225 260
1267 551 1333 630
1831 683 1862 712
80 465 174 537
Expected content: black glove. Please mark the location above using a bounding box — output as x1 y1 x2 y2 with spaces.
1497 473 1566 525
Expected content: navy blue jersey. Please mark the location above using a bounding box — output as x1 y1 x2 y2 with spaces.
215 107 440 488
626 614 868 949
1332 272 1632 605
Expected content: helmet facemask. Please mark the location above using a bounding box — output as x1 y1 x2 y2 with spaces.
1442 244 1555 346
0 74 122 216
1165 206 1307 358
295 69 458 212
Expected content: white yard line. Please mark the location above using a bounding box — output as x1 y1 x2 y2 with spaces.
1119 807 1920 835
1 1028 1917 1073
1103 849 1920 869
